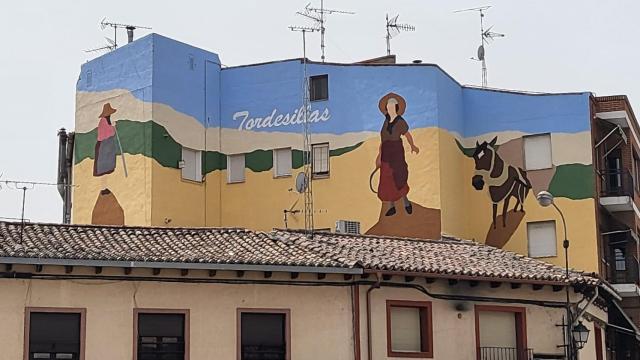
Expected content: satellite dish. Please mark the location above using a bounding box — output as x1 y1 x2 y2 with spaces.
477 45 485 61
295 172 308 193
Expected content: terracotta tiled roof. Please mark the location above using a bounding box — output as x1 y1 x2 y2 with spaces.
0 222 598 285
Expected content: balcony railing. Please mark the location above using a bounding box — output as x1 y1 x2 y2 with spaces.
600 169 635 197
479 347 533 360
607 250 640 285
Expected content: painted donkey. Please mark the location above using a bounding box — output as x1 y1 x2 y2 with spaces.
471 137 532 229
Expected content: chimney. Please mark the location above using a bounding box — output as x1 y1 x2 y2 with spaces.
126 26 135 43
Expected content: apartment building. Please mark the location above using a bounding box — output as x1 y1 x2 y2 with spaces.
57 33 640 357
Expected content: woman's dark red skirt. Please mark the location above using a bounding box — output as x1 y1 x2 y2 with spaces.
377 140 409 202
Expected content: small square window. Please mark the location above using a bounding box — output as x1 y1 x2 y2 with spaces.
180 147 202 182
239 310 289 360
386 300 433 358
273 148 292 177
136 311 187 360
312 143 330 178
309 74 328 101
228 154 246 183
523 133 552 170
527 221 557 258
26 309 84 360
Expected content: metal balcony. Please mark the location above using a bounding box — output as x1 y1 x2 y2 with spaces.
599 169 635 212
479 347 534 360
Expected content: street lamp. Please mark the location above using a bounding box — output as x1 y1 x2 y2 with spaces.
572 321 591 350
536 191 574 359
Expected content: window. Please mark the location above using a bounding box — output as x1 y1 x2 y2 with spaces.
475 305 527 360
25 308 85 360
309 75 328 101
238 309 290 360
312 143 330 178
527 221 557 258
135 310 188 360
180 147 202 182
386 300 433 358
273 148 292 177
228 154 245 183
523 133 552 170
614 248 627 271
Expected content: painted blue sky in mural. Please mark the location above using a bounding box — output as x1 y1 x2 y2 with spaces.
77 33 591 136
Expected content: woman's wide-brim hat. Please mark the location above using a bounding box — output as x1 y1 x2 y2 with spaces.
378 92 406 116
99 103 117 118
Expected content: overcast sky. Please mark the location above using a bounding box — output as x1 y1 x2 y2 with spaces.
0 0 638 223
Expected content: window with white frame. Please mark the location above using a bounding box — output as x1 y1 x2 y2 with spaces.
227 154 245 183
273 148 292 177
527 221 557 258
312 143 330 177
180 147 202 182
523 133 552 170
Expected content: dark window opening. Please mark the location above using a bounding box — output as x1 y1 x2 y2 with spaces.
309 75 328 101
29 312 81 360
240 312 287 360
137 313 185 360
615 248 627 271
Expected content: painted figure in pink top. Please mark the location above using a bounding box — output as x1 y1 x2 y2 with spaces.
93 103 118 176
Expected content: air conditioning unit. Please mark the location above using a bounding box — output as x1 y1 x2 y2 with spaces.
336 220 360 235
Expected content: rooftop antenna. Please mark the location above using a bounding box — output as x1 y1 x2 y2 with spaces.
0 179 75 243
289 24 319 238
99 18 151 49
85 37 117 54
454 5 505 87
385 14 415 56
296 1 355 62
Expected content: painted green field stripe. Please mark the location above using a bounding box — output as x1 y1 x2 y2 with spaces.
548 163 595 200
74 120 363 174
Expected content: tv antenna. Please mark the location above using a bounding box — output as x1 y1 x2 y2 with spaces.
0 179 75 243
454 5 504 87
296 1 355 62
99 18 151 49
289 25 318 238
85 37 117 54
385 14 415 56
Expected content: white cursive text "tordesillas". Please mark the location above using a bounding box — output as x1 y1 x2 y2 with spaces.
232 106 330 131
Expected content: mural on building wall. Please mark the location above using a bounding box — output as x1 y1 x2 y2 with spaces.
366 93 441 239
469 137 532 247
93 103 120 177
91 189 124 225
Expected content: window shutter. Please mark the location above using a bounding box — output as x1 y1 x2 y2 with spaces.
181 147 202 182
274 148 292 177
390 307 422 352
524 134 552 170
312 144 329 175
228 154 245 183
527 221 557 257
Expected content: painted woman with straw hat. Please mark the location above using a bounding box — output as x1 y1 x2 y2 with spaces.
93 103 118 176
375 93 420 216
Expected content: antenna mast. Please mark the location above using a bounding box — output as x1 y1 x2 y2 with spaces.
99 18 151 49
385 14 415 56
289 25 319 237
455 6 504 87
296 1 354 62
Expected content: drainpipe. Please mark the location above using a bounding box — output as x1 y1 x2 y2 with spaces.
366 272 381 360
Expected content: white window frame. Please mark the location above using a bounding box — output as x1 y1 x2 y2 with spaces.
227 154 246 184
311 143 330 178
527 220 557 258
273 148 292 178
180 147 202 182
523 133 553 170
